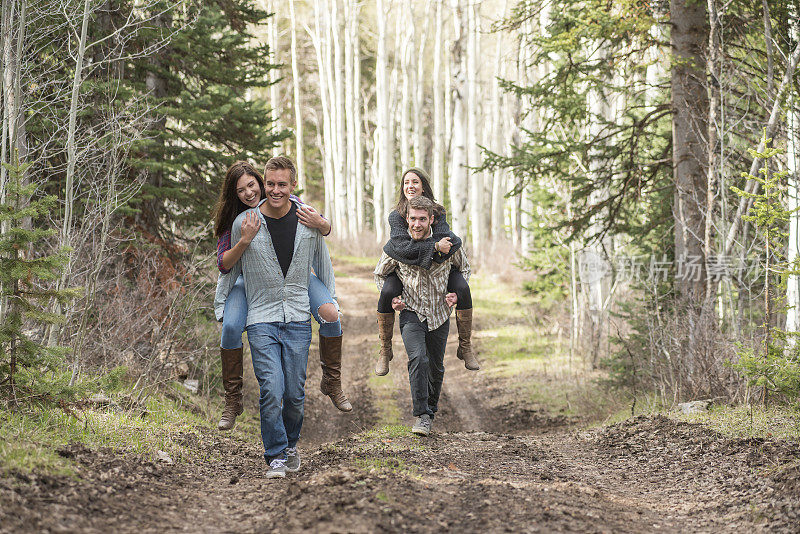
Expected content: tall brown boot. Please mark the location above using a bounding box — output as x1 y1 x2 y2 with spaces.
319 335 352 412
375 312 395 376
218 347 244 430
455 309 480 371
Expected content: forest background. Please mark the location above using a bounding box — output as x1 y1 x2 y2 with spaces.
2 0 800 413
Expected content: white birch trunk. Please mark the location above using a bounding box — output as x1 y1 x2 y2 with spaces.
490 25 506 239
432 0 445 201
344 0 357 236
518 18 535 256
413 5 431 168
786 13 800 338
351 0 364 229
399 5 413 166
444 36 453 193
267 0 281 155
331 0 347 235
448 0 468 238
51 0 91 347
309 1 335 219
467 0 482 255
289 0 305 189
374 0 392 240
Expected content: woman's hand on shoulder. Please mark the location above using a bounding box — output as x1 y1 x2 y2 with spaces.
435 237 452 254
240 211 260 244
298 204 331 234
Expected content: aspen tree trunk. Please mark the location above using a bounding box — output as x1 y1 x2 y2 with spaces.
309 0 335 219
0 0 12 325
331 0 347 234
509 34 523 249
1 0 13 213
671 0 709 302
413 6 431 168
383 2 397 231
289 0 305 189
374 0 391 240
786 12 800 339
352 0 364 229
467 0 482 254
343 0 358 236
399 5 413 166
518 16 536 257
51 0 91 347
490 25 506 239
705 0 721 297
432 0 445 201
267 0 281 155
443 35 453 199
448 0 468 238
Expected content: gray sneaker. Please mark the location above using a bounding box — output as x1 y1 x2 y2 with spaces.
266 457 287 478
285 447 301 472
411 414 432 436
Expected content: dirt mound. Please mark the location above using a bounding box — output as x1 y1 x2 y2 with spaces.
590 415 800 531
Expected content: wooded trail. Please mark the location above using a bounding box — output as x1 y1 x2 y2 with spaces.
2 260 799 533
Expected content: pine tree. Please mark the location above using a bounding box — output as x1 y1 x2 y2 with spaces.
128 0 289 237
0 159 78 401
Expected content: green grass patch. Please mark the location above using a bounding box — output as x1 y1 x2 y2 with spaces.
358 424 409 441
367 373 402 427
674 404 800 441
354 456 418 476
470 274 534 321
0 386 218 476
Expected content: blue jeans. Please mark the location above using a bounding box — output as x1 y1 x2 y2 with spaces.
246 320 312 460
220 273 341 349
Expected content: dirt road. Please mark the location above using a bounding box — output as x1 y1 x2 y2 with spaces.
2 260 799 532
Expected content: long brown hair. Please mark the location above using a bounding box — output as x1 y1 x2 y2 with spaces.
213 161 266 238
394 167 441 217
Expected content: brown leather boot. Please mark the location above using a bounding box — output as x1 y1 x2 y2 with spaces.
218 347 244 430
455 309 480 370
375 312 395 376
319 335 352 412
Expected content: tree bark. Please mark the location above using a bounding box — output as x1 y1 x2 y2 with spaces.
670 0 709 302
467 0 482 255
432 0 445 202
374 0 392 240
289 0 305 189
448 0 468 239
331 0 347 234
785 11 799 339
267 0 282 155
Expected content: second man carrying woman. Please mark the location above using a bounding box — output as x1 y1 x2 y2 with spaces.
374 167 480 375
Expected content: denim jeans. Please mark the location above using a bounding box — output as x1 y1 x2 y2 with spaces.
399 310 450 418
308 272 342 337
220 273 340 349
220 275 248 349
246 320 312 460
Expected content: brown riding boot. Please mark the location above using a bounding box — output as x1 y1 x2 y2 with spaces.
375 312 395 376
319 334 353 412
455 309 480 371
218 347 244 430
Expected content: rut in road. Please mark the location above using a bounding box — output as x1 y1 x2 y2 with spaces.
3 259 799 533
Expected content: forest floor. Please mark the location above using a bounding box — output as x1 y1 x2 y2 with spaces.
2 257 800 532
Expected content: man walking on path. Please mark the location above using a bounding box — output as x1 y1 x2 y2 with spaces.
373 196 471 436
226 156 337 477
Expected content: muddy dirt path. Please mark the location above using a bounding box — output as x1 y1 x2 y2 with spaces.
2 261 799 533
